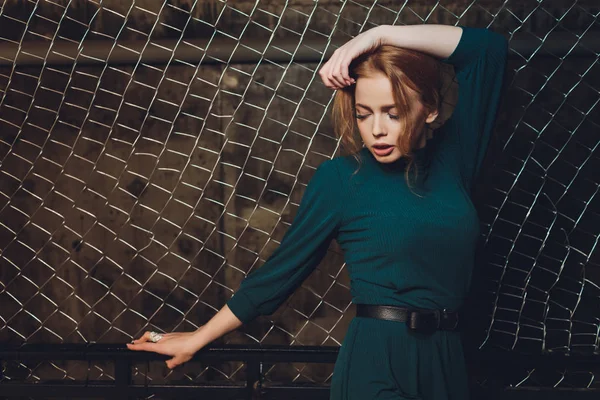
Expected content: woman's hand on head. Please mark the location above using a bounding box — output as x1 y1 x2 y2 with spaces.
319 26 384 90
126 330 201 369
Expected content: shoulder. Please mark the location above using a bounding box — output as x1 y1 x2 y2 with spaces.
329 150 364 175
311 157 344 187
311 152 367 197
309 153 361 195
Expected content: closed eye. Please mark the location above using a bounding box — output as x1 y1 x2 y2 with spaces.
355 113 399 120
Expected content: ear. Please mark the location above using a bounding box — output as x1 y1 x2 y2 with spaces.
425 109 439 124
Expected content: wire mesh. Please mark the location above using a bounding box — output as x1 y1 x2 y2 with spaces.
0 0 599 393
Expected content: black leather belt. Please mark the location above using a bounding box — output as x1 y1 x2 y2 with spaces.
356 304 460 334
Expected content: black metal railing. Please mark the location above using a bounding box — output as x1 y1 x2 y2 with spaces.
1 344 599 399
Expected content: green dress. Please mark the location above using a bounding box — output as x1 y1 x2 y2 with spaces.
226 25 508 399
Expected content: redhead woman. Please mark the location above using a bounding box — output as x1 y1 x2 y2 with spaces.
127 23 508 400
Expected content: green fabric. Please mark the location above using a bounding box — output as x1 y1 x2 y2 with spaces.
227 25 508 399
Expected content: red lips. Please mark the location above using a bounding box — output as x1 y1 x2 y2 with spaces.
373 143 393 148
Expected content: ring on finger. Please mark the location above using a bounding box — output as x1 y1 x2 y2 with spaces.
149 331 163 343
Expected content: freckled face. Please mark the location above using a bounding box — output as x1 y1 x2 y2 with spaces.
354 73 433 164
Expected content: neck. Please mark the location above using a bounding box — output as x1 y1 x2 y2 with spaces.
362 146 428 171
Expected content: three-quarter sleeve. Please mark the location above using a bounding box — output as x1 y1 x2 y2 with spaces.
438 25 509 191
226 159 344 324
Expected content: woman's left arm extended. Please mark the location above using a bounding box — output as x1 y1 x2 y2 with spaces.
320 24 462 89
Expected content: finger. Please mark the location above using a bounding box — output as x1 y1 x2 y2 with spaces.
132 331 152 344
330 50 350 88
321 72 337 90
329 63 347 89
339 58 352 84
319 62 336 89
166 354 190 370
329 69 348 89
126 342 155 352
325 50 345 89
332 51 350 86
327 70 344 89
318 64 328 85
166 357 179 369
127 342 174 357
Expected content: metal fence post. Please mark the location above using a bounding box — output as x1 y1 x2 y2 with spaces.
115 358 132 400
247 360 262 400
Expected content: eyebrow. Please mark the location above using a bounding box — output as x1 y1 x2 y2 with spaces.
355 103 396 111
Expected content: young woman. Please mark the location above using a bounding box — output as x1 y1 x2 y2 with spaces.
127 23 508 399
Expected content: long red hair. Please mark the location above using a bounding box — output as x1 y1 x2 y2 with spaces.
332 44 442 191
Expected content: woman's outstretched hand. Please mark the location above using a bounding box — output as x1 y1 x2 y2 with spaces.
319 26 385 90
126 330 201 369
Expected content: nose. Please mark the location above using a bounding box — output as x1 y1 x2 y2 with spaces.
371 114 386 137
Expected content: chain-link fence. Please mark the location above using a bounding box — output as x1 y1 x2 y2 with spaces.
0 0 599 397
